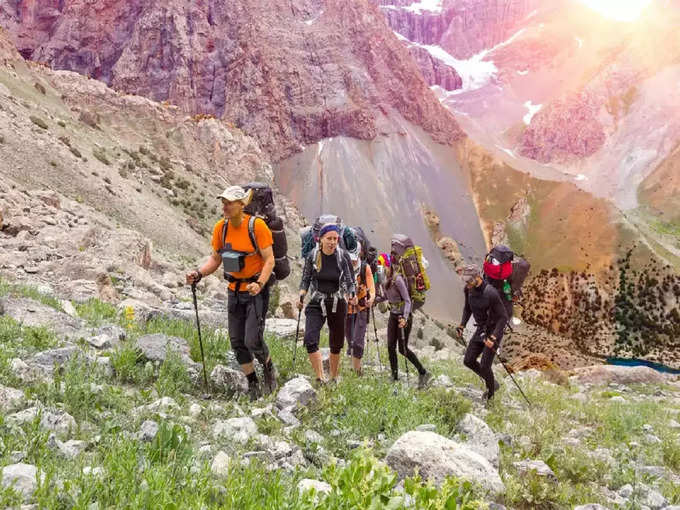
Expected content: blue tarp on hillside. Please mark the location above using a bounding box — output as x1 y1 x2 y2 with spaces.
607 357 680 375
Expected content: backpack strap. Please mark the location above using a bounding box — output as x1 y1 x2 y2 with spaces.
359 261 367 286
221 215 258 254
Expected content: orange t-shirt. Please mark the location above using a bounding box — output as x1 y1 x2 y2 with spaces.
211 214 273 291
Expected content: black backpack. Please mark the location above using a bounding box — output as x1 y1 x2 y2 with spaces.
241 182 290 281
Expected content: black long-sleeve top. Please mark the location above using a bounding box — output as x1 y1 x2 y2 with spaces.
461 281 508 339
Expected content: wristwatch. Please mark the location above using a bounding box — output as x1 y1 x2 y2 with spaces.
254 281 264 289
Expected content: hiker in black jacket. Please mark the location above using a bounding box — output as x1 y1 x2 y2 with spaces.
456 264 508 401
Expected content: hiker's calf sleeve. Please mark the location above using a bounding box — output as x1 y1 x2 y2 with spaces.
303 299 347 354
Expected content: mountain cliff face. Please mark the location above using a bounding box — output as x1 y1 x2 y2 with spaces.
0 0 463 160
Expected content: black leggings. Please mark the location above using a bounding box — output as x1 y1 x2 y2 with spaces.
387 314 425 380
303 299 346 355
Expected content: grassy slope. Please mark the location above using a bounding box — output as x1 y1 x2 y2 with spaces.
0 279 679 509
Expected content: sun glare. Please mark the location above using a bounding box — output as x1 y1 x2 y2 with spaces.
578 0 652 22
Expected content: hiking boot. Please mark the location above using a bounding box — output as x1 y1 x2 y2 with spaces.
247 382 262 402
482 380 501 401
263 362 278 395
417 371 433 390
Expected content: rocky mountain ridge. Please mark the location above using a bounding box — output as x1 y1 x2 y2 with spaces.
0 0 464 161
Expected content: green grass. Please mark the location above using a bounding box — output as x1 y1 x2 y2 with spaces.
1 282 680 508
75 298 118 325
0 276 64 311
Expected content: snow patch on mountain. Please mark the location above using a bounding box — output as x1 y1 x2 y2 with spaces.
523 100 542 125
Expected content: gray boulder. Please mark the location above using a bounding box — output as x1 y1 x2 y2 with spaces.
0 297 82 337
0 384 24 413
1 463 40 502
210 364 248 395
31 345 82 368
457 414 499 468
276 376 316 410
385 430 505 495
7 406 76 438
135 334 195 366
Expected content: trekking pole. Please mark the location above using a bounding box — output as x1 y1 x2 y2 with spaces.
371 306 383 372
292 295 303 375
486 336 531 407
190 282 210 395
399 321 409 385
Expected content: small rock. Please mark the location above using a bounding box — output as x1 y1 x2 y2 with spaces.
642 487 667 509
513 460 557 481
189 404 202 418
644 434 662 444
304 430 324 444
86 334 112 349
0 384 25 413
278 407 301 427
668 419 680 429
297 478 332 498
610 396 626 403
573 505 611 510
618 484 634 498
210 451 231 477
10 452 26 463
139 420 159 442
213 417 258 444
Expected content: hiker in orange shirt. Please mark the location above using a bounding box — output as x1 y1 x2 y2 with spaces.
186 186 277 401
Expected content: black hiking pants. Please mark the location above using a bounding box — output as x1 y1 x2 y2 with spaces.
463 326 504 395
227 284 270 365
387 314 425 380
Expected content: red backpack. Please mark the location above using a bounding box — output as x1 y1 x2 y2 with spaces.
483 245 514 280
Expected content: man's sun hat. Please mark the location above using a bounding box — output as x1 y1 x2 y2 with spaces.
217 185 252 204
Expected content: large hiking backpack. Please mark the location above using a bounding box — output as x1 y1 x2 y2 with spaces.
300 214 358 259
482 245 530 301
241 182 290 281
391 234 430 311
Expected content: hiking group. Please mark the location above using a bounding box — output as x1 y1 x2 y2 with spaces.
187 184 529 403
